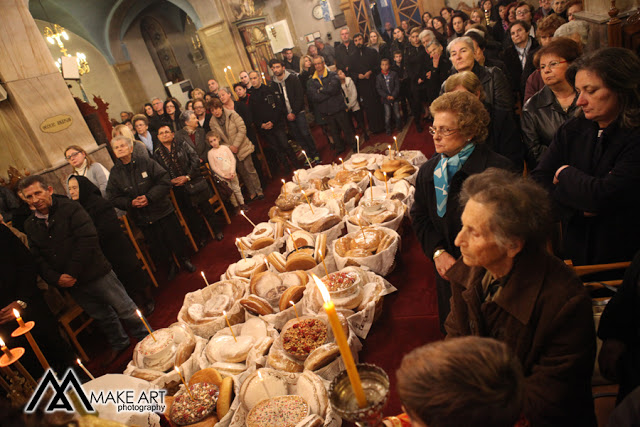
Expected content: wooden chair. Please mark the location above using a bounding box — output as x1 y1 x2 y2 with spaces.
565 260 631 290
58 294 94 362
119 214 158 288
169 189 199 252
254 134 272 180
200 163 231 225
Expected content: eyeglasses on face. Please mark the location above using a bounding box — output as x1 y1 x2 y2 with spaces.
158 130 173 135
539 60 567 71
65 151 82 160
429 127 459 137
516 10 530 15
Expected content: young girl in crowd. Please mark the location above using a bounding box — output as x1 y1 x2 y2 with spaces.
206 130 247 214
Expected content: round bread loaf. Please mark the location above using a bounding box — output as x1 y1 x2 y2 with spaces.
281 318 328 361
267 349 304 373
287 230 315 252
240 295 274 316
246 395 309 427
279 285 306 312
266 252 286 272
251 237 275 250
249 222 274 241
217 376 234 419
250 272 286 308
211 362 246 378
285 252 317 272
206 335 255 363
275 193 301 211
170 382 219 426
189 367 223 388
303 343 340 372
350 229 382 252
240 317 268 338
296 370 329 418
240 369 288 411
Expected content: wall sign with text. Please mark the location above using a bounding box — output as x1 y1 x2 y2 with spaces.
40 115 73 133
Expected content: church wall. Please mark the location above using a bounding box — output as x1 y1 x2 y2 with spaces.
35 20 132 121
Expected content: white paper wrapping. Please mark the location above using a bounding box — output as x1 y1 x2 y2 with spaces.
344 201 406 233
331 226 401 276
234 236 286 259
228 368 342 427
344 153 383 171
401 150 428 167
294 164 340 182
302 268 397 339
81 374 163 427
176 279 248 338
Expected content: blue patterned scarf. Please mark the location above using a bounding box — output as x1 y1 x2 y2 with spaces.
434 143 475 217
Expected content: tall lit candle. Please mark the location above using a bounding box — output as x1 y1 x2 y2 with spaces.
339 157 345 170
223 67 234 94
222 311 237 342
261 72 266 84
257 371 271 399
136 309 156 341
301 191 314 214
175 366 195 400
227 65 236 83
311 274 367 408
281 179 287 197
201 271 209 287
369 173 374 201
0 337 12 359
356 135 360 153
319 248 329 276
240 210 257 228
289 232 299 252
76 358 95 380
294 172 301 186
12 309 25 328
383 172 389 195
289 301 300 321
301 150 312 168
388 145 393 159
357 215 367 242
393 136 399 152
0 336 35 386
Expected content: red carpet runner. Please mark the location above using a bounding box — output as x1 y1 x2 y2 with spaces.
86 119 442 417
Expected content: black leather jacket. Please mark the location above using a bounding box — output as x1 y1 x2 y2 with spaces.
106 155 174 226
521 86 579 166
307 69 347 116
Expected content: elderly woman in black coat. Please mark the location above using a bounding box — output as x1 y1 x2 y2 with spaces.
530 47 640 265
411 91 512 332
68 175 155 314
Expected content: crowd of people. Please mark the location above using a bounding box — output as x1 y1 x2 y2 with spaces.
3 0 640 424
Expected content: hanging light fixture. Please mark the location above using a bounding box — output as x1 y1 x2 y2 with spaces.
43 24 69 56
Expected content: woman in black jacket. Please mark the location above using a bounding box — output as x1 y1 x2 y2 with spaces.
521 38 581 168
68 175 155 314
411 91 513 332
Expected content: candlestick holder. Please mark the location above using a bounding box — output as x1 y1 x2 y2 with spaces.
12 320 51 371
329 363 390 427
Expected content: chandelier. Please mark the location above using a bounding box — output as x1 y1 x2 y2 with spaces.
44 24 90 76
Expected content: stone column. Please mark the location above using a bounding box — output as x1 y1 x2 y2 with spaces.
0 0 99 181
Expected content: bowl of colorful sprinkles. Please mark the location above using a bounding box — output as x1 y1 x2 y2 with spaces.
169 382 219 426
281 317 329 361
245 395 310 427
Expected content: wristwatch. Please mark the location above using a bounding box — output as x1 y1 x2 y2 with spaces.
433 249 446 260
16 300 27 309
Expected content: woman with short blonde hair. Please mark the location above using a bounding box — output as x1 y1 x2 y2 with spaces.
64 145 110 197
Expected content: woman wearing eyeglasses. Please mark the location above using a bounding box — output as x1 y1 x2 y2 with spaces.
521 38 581 168
64 145 110 197
410 91 513 332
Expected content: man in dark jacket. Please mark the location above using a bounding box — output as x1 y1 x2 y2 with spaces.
350 33 385 135
405 28 430 133
335 27 357 72
19 175 150 364
308 56 355 153
0 220 76 376
107 135 196 281
270 58 320 164
248 71 299 174
315 38 336 67
282 48 300 72
153 125 223 245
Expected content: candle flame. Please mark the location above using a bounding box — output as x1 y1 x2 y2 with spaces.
281 179 285 184
383 171 387 177
240 210 244 216
289 300 295 306
0 336 4 347
394 136 397 141
302 150 306 155
257 371 263 380
311 273 331 304
76 358 82 365
135 309 142 318
339 157 343 162
223 310 227 317
201 271 206 279
174 366 180 374
12 309 20 319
